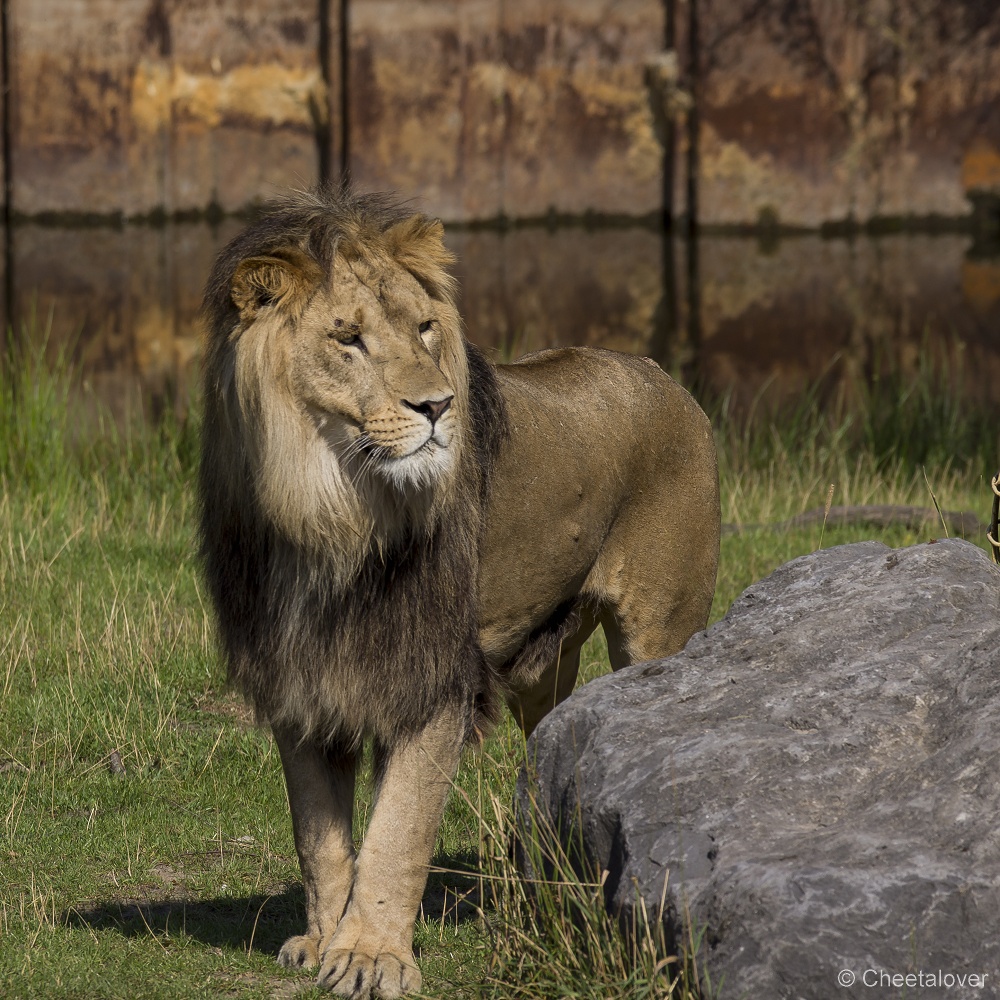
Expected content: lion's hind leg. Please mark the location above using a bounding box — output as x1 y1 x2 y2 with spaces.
594 471 719 672
598 540 716 671
273 729 357 970
505 605 598 737
316 702 467 998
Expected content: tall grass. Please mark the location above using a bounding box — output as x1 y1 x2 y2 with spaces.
0 334 198 503
473 743 707 999
705 343 996 477
703 350 993 535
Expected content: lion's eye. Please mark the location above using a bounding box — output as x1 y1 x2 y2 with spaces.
418 320 434 335
328 330 364 350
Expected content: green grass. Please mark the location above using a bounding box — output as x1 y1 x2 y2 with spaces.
0 342 993 998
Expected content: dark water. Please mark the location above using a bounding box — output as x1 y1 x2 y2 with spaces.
5 220 999 420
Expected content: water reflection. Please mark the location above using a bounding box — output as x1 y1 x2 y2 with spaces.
6 219 245 421
5 220 999 422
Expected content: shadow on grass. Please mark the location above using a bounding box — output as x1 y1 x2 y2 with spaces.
421 848 483 928
64 886 306 957
63 850 484 958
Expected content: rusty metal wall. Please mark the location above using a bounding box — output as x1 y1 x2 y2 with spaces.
0 0 998 224
6 0 325 217
346 0 665 220
0 0 667 222
693 0 1000 229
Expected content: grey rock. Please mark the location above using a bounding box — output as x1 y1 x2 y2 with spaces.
520 540 1000 999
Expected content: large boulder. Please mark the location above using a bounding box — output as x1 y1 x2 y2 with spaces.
521 540 1000 999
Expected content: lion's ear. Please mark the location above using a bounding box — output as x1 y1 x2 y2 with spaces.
384 214 456 301
231 248 323 324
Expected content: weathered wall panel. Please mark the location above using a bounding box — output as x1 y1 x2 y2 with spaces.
695 0 1000 227
348 0 506 220
9 0 323 217
348 0 664 221
499 0 664 219
3 1 999 224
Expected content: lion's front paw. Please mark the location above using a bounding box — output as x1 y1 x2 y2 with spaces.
277 933 321 969
370 952 421 999
317 947 420 998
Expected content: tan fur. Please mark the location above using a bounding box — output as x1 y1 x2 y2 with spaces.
485 348 721 733
198 189 720 998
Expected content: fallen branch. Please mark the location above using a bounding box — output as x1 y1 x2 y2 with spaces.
724 504 983 538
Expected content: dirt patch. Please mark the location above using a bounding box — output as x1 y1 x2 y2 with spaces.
191 689 256 727
213 971 311 998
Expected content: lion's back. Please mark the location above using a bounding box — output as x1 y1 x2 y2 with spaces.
496 346 713 477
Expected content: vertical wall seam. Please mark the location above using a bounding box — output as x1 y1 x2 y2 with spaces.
498 0 507 221
339 0 350 180
317 0 331 184
685 0 699 236
662 0 676 230
684 0 701 380
1 0 13 342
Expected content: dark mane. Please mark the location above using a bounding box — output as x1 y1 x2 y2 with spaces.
465 341 511 502
199 186 510 751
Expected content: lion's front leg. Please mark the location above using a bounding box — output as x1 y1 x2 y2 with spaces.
273 727 357 970
316 703 467 998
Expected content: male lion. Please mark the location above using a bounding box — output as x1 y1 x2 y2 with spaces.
199 188 720 998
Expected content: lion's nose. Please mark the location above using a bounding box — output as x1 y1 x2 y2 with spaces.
403 395 453 426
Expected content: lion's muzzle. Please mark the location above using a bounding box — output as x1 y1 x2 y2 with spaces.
402 394 453 427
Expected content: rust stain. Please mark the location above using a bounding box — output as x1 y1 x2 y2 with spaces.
961 137 1000 192
961 259 1000 313
359 51 462 186
574 76 660 186
131 60 326 133
699 121 784 226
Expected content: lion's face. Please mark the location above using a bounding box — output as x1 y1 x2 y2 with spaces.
217 215 470 559
289 255 458 491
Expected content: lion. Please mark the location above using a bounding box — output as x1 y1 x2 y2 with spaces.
198 187 720 999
